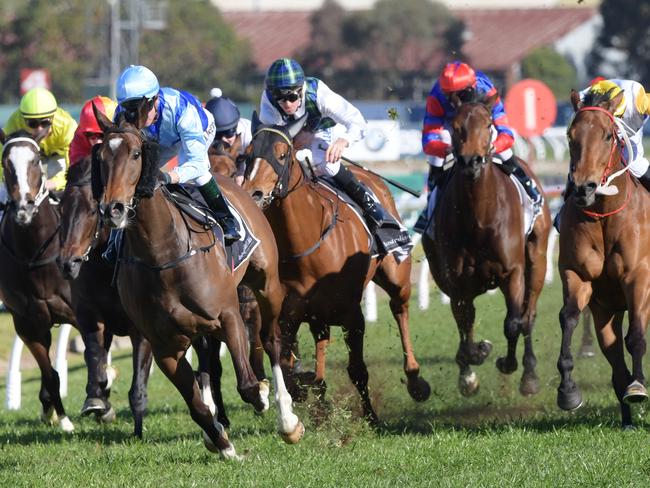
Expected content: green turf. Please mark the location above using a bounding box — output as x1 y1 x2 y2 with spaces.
0 278 648 487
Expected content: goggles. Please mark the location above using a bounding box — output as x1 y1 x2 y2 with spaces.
26 118 53 129
273 88 302 103
120 96 156 113
216 127 237 139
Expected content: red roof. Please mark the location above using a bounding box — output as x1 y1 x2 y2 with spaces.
223 7 597 73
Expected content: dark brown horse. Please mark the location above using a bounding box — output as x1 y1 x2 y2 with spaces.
556 89 650 427
422 95 551 396
242 116 430 425
92 102 302 458
0 130 75 432
58 156 153 437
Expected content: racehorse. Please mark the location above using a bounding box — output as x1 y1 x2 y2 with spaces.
556 89 650 427
92 102 302 458
58 155 153 437
209 137 242 177
422 94 552 397
242 114 430 425
0 130 75 432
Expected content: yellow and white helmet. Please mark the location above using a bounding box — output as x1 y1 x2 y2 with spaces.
589 80 625 117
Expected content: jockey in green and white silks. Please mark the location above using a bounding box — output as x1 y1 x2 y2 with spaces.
259 58 385 227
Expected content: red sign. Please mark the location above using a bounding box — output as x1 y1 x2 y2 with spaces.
504 79 557 138
20 69 51 95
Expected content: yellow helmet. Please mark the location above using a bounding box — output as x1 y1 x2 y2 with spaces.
589 80 626 117
19 87 58 119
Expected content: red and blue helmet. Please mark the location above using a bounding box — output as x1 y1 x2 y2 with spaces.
439 61 476 93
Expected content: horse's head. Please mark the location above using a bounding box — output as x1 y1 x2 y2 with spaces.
450 93 497 180
92 99 159 228
567 88 625 207
242 111 306 208
58 156 100 279
0 130 48 226
209 137 240 177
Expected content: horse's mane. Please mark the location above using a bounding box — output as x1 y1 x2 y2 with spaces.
132 130 160 199
66 156 92 185
582 87 617 108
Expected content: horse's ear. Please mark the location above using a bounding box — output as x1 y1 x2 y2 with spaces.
135 96 152 129
606 90 624 115
449 92 462 110
92 102 114 133
484 92 498 111
287 113 308 139
570 89 582 112
251 110 261 134
0 128 5 145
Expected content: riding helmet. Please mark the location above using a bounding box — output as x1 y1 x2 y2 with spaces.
265 58 305 91
78 96 117 134
20 87 58 119
589 80 626 117
439 61 476 93
116 65 160 105
205 95 240 132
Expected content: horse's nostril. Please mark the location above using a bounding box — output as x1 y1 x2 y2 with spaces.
252 191 263 202
110 202 125 218
586 181 598 192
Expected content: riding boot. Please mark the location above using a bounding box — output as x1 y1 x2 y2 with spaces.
198 178 241 244
332 165 385 227
414 166 444 234
637 167 650 193
502 156 542 208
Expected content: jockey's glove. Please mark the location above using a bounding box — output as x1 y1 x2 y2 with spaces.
157 170 172 185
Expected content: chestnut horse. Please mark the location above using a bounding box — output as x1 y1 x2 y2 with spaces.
92 102 302 458
242 115 430 425
422 95 551 396
556 89 650 427
58 156 153 437
0 130 75 432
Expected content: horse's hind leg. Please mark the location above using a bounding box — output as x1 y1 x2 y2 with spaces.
591 305 633 427
77 308 112 418
579 309 596 358
623 291 650 404
373 257 430 402
128 331 153 438
153 341 239 459
201 336 232 428
15 318 74 432
496 267 525 376
450 297 492 396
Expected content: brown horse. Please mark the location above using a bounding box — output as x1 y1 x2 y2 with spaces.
92 102 302 458
209 136 242 177
422 95 551 396
58 155 154 437
556 89 650 427
242 115 430 425
0 130 75 432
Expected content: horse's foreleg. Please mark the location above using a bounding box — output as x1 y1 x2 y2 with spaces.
238 286 266 381
203 336 231 428
557 271 591 411
154 345 238 459
128 331 153 438
623 280 650 404
450 297 490 396
342 307 378 426
373 259 430 402
496 267 525 376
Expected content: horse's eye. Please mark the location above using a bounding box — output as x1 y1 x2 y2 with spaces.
605 133 613 141
280 153 287 160
133 151 141 159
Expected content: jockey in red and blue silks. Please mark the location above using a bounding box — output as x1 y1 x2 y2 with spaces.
414 61 542 233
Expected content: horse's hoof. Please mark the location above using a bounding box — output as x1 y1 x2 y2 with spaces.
40 406 58 426
578 345 596 358
474 340 493 364
496 356 518 375
96 406 116 423
59 416 75 433
407 376 431 402
520 373 540 396
81 397 107 416
458 371 480 397
280 421 305 444
623 380 648 404
622 423 636 431
557 385 583 411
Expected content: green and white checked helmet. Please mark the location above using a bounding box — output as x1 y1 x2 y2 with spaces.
265 58 305 91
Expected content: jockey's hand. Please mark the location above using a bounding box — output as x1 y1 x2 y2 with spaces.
45 179 58 191
158 170 179 185
325 138 349 163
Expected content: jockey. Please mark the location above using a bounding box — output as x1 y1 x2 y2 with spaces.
69 96 117 165
414 61 542 233
113 65 240 243
204 88 252 185
2 87 77 192
259 57 385 227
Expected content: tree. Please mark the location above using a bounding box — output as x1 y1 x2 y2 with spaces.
588 0 650 85
521 47 577 101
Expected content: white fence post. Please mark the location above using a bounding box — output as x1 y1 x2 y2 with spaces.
55 323 73 398
5 336 24 410
364 281 378 323
546 227 559 284
418 259 430 310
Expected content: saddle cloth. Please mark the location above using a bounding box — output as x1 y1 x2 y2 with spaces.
425 167 541 241
317 178 413 263
163 184 260 272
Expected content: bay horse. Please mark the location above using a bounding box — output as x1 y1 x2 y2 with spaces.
0 130 75 432
92 102 302 458
422 94 552 397
242 115 430 425
58 155 153 437
556 89 650 427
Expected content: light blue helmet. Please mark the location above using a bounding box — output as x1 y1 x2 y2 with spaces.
116 65 160 105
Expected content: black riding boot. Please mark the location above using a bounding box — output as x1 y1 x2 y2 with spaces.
638 167 650 193
199 178 241 244
414 166 444 234
333 165 385 227
502 156 542 207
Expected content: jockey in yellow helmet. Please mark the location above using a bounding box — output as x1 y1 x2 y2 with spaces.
2 87 77 192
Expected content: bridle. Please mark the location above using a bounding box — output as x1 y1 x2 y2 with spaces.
2 137 50 212
452 102 494 172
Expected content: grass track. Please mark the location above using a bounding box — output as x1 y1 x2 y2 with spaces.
0 278 649 487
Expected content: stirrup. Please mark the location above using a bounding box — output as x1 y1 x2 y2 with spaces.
220 218 241 243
